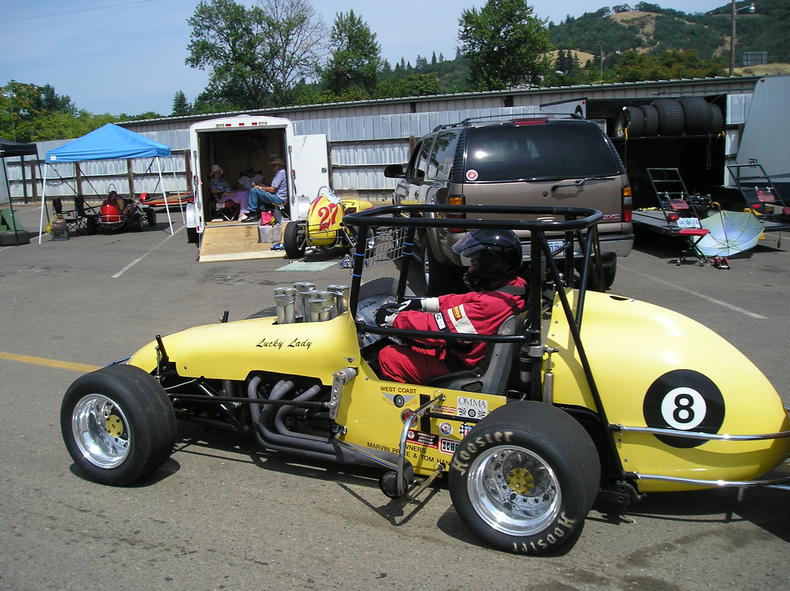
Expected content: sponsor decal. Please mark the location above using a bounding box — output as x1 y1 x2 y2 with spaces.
451 306 463 321
439 422 453 436
466 169 479 181
511 512 578 553
457 396 488 420
407 429 439 449
642 369 724 449
440 438 459 454
451 429 514 476
380 385 417 408
434 313 446 330
439 405 457 415
459 423 474 438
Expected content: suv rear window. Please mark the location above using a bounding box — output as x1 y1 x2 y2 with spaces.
465 122 621 182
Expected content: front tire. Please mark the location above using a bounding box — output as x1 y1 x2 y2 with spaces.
60 364 176 486
449 402 600 555
145 208 156 227
284 221 307 259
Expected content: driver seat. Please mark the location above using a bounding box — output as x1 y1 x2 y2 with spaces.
425 311 528 395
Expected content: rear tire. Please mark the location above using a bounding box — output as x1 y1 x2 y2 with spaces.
60 364 176 486
284 221 307 259
145 208 156 227
449 401 600 555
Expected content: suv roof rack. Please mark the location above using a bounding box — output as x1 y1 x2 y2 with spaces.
432 111 582 132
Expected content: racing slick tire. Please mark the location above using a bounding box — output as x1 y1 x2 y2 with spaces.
449 401 600 555
145 208 156 227
639 104 660 136
284 221 307 259
61 364 177 486
652 99 685 136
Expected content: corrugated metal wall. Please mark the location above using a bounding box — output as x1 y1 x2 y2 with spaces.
4 77 762 201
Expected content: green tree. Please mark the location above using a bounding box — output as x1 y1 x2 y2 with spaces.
322 10 381 96
377 73 441 98
262 0 325 105
186 0 323 110
0 81 81 142
614 49 724 82
171 90 191 116
458 0 552 90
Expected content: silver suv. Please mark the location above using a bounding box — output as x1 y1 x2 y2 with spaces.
385 115 633 294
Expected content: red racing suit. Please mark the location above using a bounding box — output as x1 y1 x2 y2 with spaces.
378 276 527 384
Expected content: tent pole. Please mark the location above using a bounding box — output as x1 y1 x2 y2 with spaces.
1 157 21 244
37 164 50 245
169 159 185 223
157 157 173 234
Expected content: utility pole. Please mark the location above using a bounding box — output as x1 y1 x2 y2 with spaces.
729 0 737 77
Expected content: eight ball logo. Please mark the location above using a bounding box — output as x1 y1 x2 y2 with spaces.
642 369 725 448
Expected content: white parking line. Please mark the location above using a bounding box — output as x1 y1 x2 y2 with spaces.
623 267 768 320
113 225 185 278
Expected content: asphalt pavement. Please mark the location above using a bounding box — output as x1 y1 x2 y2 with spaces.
1 203 788 591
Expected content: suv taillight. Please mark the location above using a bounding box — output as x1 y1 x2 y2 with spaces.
448 195 465 232
622 186 633 223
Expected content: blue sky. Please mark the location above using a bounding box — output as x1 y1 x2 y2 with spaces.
0 0 725 116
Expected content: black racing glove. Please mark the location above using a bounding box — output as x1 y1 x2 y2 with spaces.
374 299 423 326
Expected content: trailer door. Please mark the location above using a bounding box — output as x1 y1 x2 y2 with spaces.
289 134 329 219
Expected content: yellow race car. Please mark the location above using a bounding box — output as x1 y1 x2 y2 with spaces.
60 204 790 555
282 186 374 259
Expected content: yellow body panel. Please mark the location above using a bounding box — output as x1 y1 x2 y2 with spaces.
547 290 790 491
127 289 789 488
128 311 507 477
129 313 362 384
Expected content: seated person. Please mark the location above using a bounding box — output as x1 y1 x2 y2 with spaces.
241 158 287 223
376 229 526 384
102 190 133 217
209 164 249 218
237 166 256 190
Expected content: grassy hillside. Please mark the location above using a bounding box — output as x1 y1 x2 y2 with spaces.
548 2 790 67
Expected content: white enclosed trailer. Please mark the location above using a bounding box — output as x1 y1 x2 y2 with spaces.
186 114 329 244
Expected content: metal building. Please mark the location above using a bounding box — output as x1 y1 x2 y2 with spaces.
4 76 767 202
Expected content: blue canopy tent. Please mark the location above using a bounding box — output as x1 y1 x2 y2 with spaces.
38 123 177 242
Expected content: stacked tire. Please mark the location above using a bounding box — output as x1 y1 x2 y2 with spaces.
616 97 723 138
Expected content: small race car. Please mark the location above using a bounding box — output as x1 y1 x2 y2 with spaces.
90 193 156 233
60 204 790 555
282 186 374 259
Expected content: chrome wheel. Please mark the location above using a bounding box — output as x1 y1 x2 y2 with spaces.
71 393 131 469
467 445 561 536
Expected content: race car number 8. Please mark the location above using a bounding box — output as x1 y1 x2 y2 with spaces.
643 370 725 449
659 387 706 430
